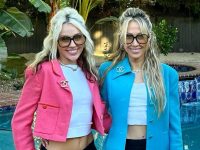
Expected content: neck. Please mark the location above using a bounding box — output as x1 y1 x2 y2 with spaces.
128 56 144 71
58 59 78 71
58 58 77 65
131 62 143 71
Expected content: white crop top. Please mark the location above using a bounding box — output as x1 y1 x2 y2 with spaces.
128 82 147 125
61 65 93 138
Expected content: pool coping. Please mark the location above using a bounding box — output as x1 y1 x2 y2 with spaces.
0 93 19 107
166 61 200 80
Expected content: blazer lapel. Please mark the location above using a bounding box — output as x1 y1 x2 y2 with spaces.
112 57 132 79
51 59 71 91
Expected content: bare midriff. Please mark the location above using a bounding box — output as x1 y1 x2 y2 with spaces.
127 125 146 139
46 133 93 150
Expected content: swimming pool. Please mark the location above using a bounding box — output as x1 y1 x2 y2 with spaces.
0 102 200 150
0 106 15 150
181 102 200 150
0 106 41 150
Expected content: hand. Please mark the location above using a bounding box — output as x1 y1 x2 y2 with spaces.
41 139 49 148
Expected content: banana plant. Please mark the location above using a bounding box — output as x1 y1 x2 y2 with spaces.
0 0 103 58
78 0 103 22
0 0 51 59
45 0 104 30
29 0 51 13
59 0 104 22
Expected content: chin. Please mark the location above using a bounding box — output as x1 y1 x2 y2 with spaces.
130 53 142 58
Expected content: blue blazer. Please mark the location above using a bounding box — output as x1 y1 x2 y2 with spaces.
99 57 183 150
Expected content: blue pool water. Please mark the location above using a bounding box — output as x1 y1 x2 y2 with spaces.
181 102 200 150
0 102 200 150
0 106 15 150
0 106 40 150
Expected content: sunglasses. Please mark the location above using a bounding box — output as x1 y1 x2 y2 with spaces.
58 33 86 48
126 33 149 44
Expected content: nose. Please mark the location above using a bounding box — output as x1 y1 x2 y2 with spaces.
68 39 76 47
132 38 139 46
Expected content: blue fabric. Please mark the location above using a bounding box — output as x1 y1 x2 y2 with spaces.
99 57 183 150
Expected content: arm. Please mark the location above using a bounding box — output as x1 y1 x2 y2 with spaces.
11 67 43 150
93 81 111 134
101 99 111 133
169 71 183 150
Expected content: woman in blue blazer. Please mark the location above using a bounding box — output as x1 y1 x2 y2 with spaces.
99 7 183 150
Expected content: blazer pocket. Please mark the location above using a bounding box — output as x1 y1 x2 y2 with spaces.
34 103 60 134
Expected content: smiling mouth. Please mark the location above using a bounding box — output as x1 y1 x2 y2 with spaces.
68 49 77 51
131 48 141 52
66 49 78 55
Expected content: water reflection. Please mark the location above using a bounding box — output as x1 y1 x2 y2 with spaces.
181 102 200 150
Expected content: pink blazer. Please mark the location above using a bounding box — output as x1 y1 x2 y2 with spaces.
12 60 111 150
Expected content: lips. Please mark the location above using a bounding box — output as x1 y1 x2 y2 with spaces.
131 48 141 53
66 49 78 55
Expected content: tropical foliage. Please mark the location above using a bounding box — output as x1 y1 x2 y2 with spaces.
0 0 104 54
29 0 51 13
50 0 104 22
0 0 51 54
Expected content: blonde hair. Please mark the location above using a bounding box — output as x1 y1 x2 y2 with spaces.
30 7 98 81
103 7 166 116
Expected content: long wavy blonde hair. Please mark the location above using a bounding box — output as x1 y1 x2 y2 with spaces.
29 7 98 81
102 7 166 116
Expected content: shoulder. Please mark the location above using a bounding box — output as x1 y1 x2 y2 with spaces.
161 63 178 75
25 61 51 77
98 61 112 75
39 61 52 69
161 63 179 80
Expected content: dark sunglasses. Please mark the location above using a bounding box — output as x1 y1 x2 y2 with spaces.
58 33 86 47
126 33 149 44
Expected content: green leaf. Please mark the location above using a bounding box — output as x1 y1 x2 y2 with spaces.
29 0 51 13
0 23 8 31
0 0 5 9
90 0 102 10
95 16 118 25
153 19 178 55
78 0 103 22
0 7 33 37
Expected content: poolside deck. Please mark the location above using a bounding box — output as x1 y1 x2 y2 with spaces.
0 79 20 107
160 52 200 79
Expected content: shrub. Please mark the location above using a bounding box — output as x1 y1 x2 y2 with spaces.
153 19 178 55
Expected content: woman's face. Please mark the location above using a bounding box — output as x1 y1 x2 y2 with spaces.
57 23 85 64
124 21 149 62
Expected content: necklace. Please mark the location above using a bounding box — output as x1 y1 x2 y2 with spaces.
132 69 142 73
59 61 78 71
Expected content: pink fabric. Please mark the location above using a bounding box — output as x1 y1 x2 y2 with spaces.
12 59 111 150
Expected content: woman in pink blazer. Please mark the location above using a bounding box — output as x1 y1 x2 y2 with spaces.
12 7 111 150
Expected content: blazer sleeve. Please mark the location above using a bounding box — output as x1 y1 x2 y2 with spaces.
93 81 111 134
169 70 183 150
11 67 43 150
